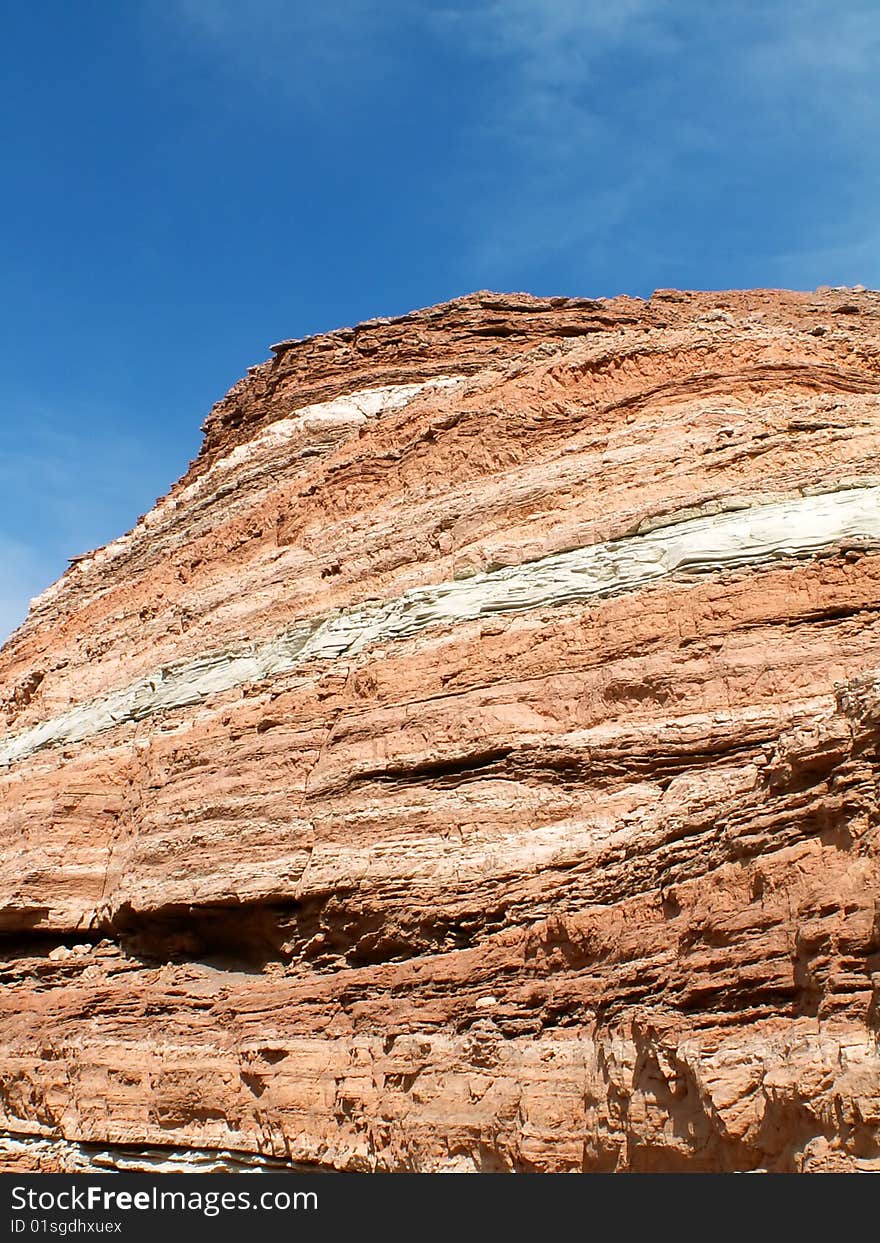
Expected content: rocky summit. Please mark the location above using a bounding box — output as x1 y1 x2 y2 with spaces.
1 287 880 1173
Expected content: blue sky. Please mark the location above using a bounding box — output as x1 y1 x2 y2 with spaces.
1 1 878 641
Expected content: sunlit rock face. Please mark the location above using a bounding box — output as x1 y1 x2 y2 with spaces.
1 287 880 1174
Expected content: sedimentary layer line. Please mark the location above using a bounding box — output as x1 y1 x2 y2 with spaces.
0 1132 322 1174
29 377 463 615
2 483 879 768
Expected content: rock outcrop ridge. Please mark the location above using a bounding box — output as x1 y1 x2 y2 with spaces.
1 288 879 1172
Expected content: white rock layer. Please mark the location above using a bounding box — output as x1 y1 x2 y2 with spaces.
3 483 879 768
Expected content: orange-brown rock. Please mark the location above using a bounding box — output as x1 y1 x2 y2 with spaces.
1 288 880 1172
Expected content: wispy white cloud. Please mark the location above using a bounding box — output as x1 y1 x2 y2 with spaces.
160 0 880 290
421 3 700 281
428 1 880 286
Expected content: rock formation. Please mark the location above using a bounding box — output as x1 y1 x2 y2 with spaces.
1 287 879 1173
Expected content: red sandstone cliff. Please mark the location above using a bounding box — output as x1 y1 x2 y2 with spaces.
1 288 879 1172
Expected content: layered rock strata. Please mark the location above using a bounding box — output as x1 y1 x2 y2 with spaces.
1 287 879 1172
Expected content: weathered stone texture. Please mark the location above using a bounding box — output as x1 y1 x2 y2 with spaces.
1 288 879 1172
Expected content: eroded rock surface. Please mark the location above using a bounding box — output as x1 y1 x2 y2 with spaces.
1 288 879 1172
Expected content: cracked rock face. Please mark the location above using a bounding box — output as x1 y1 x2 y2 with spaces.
1 287 880 1173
